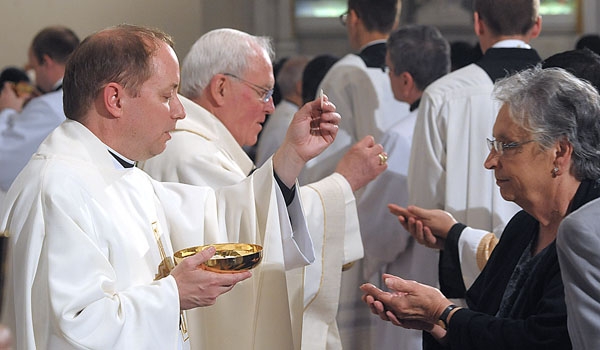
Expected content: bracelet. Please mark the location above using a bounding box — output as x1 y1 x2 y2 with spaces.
437 304 459 330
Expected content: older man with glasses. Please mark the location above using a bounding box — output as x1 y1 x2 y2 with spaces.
140 28 387 350
223 72 274 103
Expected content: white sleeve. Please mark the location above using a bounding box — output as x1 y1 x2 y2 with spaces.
0 96 64 191
407 90 446 210
457 226 497 289
278 179 315 269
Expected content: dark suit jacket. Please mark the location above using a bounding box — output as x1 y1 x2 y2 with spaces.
557 192 600 350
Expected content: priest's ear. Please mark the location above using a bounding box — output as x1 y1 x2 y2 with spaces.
103 82 126 118
207 73 229 107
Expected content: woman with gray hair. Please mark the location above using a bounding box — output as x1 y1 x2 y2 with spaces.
362 66 600 350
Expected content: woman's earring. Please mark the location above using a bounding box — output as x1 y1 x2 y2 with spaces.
552 166 559 177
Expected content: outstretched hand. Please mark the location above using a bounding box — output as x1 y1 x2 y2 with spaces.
171 246 252 310
388 204 457 250
360 274 450 327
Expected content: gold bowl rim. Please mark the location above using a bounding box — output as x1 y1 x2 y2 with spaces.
174 243 263 273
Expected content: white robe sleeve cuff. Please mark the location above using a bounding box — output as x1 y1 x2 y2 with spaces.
331 172 363 263
457 226 491 289
276 179 315 270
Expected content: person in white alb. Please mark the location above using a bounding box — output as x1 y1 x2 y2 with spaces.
0 24 341 349
140 28 387 350
298 1 408 348
360 24 450 350
403 0 542 299
300 0 408 185
0 26 79 211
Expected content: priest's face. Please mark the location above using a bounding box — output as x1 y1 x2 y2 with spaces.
121 42 186 161
219 50 275 147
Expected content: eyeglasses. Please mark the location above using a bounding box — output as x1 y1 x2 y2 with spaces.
339 11 348 26
486 138 535 155
223 73 274 103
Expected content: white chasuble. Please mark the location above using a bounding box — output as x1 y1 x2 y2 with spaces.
0 119 303 349
140 96 361 350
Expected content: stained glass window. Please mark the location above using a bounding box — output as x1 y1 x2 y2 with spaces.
295 0 346 18
540 0 577 15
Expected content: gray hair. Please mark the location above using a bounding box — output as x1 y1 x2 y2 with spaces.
277 55 309 98
387 24 450 91
180 28 274 99
494 66 600 180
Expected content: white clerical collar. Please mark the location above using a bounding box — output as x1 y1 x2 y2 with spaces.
52 79 64 91
492 39 531 49
358 39 387 52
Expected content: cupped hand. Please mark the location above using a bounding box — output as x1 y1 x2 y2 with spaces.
360 274 451 325
171 246 252 310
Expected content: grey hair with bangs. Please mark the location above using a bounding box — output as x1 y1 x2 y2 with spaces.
493 66 600 180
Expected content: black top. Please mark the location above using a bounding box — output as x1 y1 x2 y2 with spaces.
426 179 600 350
476 47 542 83
357 42 387 69
410 98 421 112
249 167 296 206
108 150 135 168
273 171 296 206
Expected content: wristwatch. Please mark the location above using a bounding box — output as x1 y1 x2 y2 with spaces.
437 304 459 330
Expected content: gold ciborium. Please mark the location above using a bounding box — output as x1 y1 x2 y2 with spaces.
174 243 263 273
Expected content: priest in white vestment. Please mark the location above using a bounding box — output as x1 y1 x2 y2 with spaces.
406 1 541 294
298 2 407 348
0 27 80 215
358 25 451 350
0 25 341 350
140 28 388 350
